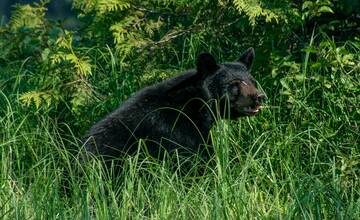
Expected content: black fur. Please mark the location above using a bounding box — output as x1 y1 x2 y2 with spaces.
83 48 265 162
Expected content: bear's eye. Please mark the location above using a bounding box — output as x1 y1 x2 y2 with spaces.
231 85 238 95
229 83 240 96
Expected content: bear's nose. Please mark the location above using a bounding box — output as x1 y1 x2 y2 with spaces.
255 93 266 103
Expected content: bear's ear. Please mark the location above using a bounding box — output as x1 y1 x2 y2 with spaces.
238 47 255 69
196 52 218 75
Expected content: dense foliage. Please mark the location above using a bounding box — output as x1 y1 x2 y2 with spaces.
0 0 359 219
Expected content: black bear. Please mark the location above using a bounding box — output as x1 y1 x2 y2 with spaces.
83 48 265 162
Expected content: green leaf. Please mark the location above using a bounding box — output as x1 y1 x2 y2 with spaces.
318 6 334 14
295 74 305 81
302 1 314 10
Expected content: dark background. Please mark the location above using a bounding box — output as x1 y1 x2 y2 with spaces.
1 0 359 25
0 0 74 24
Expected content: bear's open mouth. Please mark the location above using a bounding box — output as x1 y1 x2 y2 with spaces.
242 105 262 116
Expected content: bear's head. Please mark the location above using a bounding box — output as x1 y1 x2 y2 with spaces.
197 48 265 118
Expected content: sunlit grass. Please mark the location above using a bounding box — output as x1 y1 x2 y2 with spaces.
1 70 359 219
1 31 359 219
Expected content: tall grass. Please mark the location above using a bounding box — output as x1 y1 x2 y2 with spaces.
1 42 359 219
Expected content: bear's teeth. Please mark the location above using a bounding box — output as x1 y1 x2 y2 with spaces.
255 105 261 111
244 106 259 113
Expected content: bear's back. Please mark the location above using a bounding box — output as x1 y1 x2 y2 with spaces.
83 69 203 158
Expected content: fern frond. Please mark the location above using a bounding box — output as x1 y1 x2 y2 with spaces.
233 0 290 26
9 3 46 30
70 85 92 114
72 0 97 15
51 53 92 76
97 0 131 15
19 91 52 109
51 33 92 77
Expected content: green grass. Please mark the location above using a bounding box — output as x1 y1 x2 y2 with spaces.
1 74 359 220
1 37 359 219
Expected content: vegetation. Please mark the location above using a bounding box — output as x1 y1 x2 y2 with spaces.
0 0 359 219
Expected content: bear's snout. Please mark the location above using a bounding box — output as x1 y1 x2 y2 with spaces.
253 93 266 105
